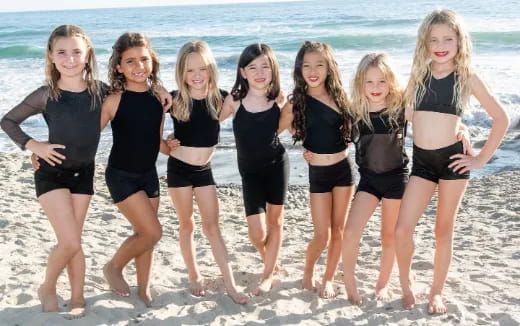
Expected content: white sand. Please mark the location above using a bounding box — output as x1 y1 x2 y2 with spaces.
0 152 519 325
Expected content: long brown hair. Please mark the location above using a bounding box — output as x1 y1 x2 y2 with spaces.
108 32 161 94
290 41 352 144
45 24 100 110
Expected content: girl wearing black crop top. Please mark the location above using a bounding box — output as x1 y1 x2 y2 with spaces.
220 43 288 297
396 10 509 314
339 53 409 306
278 41 355 299
165 41 248 304
100 33 169 307
0 25 104 317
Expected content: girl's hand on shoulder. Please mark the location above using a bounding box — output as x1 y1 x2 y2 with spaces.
303 149 313 163
276 90 287 107
157 86 173 112
31 153 41 171
25 140 65 166
219 94 236 122
166 133 181 151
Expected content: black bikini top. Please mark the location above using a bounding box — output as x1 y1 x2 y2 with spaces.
416 71 460 116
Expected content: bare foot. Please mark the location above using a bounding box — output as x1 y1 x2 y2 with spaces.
428 294 447 314
344 275 362 305
253 277 273 296
302 271 315 290
347 291 362 305
138 287 153 308
401 287 416 310
227 288 249 304
103 263 130 297
38 284 58 312
63 299 86 320
189 278 205 297
375 285 392 302
319 281 337 299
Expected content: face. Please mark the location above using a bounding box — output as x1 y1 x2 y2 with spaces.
240 54 272 90
184 52 210 94
428 23 458 64
363 66 389 107
117 46 153 88
301 51 328 88
50 36 89 78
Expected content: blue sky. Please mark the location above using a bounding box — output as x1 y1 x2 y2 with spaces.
0 0 298 13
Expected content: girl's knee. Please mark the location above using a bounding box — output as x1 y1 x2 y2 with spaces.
314 232 330 249
381 230 396 247
58 237 82 256
179 217 195 233
249 231 267 248
330 225 344 241
202 221 221 239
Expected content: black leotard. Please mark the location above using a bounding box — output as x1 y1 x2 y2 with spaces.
170 89 227 147
303 95 347 154
108 90 163 173
354 110 409 175
416 71 459 116
0 84 106 169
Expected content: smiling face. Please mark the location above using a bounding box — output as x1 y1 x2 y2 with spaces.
301 51 328 89
184 52 210 96
50 36 89 79
116 46 153 90
239 54 273 91
364 66 389 108
428 23 458 65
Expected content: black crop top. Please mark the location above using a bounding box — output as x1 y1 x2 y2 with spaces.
0 84 107 170
170 89 227 147
108 90 163 173
416 71 459 116
303 95 347 154
354 109 409 174
233 102 285 165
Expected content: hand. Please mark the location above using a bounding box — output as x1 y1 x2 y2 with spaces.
448 153 484 174
26 140 65 166
31 153 41 171
166 134 180 152
302 149 313 163
456 125 476 156
158 87 173 112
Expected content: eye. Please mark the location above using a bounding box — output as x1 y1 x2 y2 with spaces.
200 67 207 71
380 80 386 84
57 50 65 54
126 59 134 64
302 64 310 68
187 69 193 73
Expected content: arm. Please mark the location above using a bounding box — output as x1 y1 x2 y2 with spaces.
157 85 173 112
219 94 236 122
449 73 510 173
159 113 171 155
100 93 121 130
276 89 287 108
277 100 294 135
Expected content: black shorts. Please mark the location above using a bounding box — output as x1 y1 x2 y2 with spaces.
309 157 355 193
34 161 95 197
105 166 160 204
167 156 215 188
411 141 470 183
238 152 289 216
357 169 409 200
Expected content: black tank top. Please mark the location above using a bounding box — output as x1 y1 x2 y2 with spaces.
170 89 227 147
108 90 163 173
233 102 285 167
416 71 459 116
303 95 347 154
354 110 409 174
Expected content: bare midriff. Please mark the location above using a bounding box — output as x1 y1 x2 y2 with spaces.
412 111 461 149
309 149 348 166
170 145 215 166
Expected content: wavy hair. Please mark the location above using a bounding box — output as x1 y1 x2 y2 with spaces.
108 32 161 94
351 53 403 130
290 41 352 144
231 43 280 101
45 24 100 110
172 41 222 121
404 9 473 113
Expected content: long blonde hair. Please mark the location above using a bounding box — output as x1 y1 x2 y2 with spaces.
404 9 473 113
173 41 222 121
45 24 100 109
351 53 403 129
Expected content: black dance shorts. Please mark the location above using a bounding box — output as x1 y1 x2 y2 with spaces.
357 169 409 200
411 141 470 183
34 160 95 197
309 157 355 193
238 151 289 217
167 156 215 188
105 166 160 204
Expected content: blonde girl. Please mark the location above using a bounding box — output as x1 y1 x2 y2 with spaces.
395 9 509 313
166 40 248 304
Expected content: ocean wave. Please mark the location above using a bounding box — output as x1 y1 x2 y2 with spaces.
0 45 44 58
472 31 520 49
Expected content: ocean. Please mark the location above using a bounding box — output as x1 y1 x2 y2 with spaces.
1 0 519 184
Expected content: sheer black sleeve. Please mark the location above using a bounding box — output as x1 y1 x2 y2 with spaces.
0 86 48 150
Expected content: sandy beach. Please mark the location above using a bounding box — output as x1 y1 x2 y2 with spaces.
0 151 518 325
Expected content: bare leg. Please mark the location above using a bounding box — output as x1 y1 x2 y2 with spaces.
428 179 467 314
375 198 401 301
168 187 204 296
342 191 379 305
320 185 354 299
195 186 249 304
395 176 436 309
38 189 84 312
303 192 332 291
104 191 162 299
